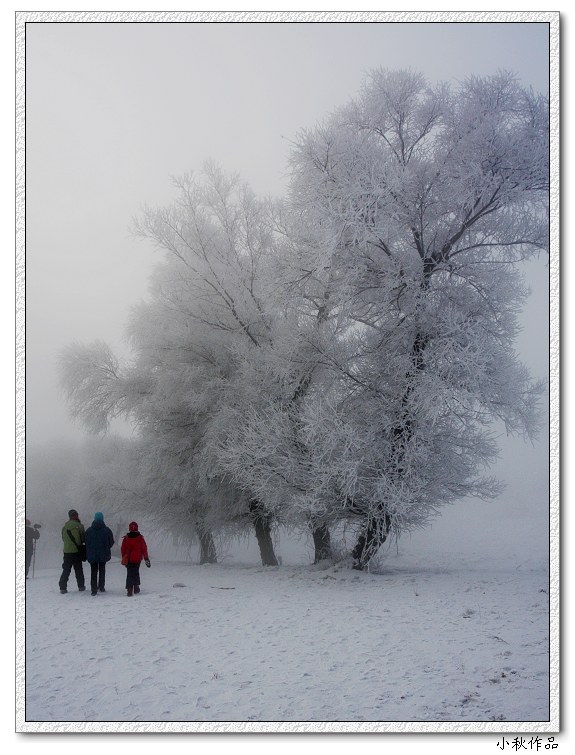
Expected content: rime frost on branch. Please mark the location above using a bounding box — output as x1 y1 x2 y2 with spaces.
59 70 549 568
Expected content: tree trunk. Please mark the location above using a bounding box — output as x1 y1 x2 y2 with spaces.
352 513 392 570
199 531 217 564
350 288 431 568
250 500 278 566
312 523 332 563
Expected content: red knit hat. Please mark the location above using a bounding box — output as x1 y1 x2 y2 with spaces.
128 522 139 532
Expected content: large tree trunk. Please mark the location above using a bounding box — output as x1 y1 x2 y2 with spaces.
250 500 278 566
350 269 432 569
312 523 332 563
352 513 392 570
349 330 424 568
198 530 217 564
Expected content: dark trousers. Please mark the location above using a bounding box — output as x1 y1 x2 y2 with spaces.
90 562 107 592
125 563 141 589
25 550 32 577
59 553 85 590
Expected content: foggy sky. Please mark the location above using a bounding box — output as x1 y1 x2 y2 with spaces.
25 18 551 486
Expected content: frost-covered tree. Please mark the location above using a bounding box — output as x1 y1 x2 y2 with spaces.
26 435 138 563
284 69 549 567
209 205 356 561
60 165 283 565
60 71 549 573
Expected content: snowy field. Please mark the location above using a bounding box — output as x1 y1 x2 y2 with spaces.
21 494 551 731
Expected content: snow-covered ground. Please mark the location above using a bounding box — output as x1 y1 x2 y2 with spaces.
20 494 552 732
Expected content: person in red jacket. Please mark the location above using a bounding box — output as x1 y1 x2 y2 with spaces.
121 522 150 596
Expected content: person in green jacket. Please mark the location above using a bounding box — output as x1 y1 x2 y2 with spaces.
58 509 86 594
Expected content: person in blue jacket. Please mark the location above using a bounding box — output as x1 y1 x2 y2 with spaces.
84 512 115 596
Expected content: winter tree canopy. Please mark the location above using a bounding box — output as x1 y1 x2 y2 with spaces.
61 165 286 563
60 69 549 570
281 69 549 566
